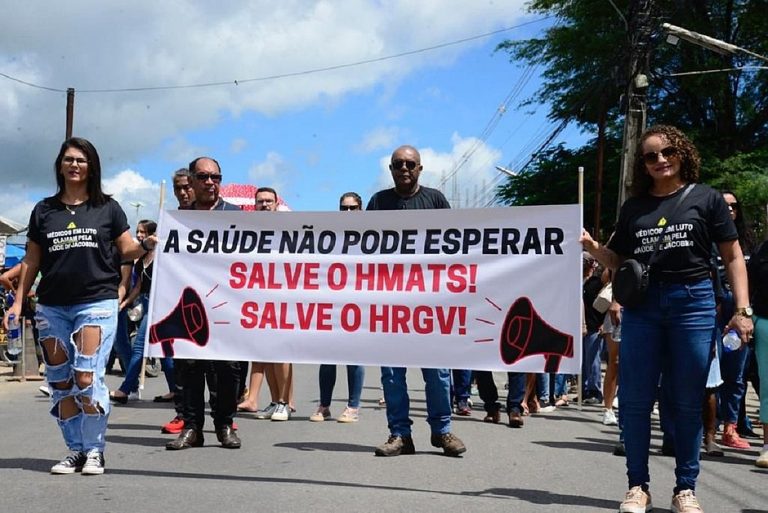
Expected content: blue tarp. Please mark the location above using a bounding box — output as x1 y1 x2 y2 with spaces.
3 244 24 267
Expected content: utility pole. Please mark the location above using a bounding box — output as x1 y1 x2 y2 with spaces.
65 88 75 139
616 0 654 213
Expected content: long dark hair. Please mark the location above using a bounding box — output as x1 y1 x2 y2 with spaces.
630 125 701 197
722 190 757 254
54 137 110 206
138 219 158 236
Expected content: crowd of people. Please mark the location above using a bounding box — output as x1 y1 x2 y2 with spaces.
1 129 766 513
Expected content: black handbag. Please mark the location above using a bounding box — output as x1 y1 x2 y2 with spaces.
612 184 694 307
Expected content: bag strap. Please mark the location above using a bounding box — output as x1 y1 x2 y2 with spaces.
648 184 695 267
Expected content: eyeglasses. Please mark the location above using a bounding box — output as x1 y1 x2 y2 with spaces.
62 156 88 166
195 172 222 182
642 146 679 165
391 159 419 171
340 205 360 211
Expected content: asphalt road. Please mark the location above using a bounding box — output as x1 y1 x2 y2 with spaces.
0 364 766 513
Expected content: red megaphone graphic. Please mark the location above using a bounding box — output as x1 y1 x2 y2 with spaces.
500 297 573 373
149 287 209 357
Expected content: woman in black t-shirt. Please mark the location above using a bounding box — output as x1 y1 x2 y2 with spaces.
2 137 156 476
111 220 170 403
581 125 753 513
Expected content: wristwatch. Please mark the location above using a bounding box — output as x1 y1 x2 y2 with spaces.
734 306 753 317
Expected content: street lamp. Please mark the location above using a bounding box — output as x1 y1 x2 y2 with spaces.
662 23 768 63
128 201 145 221
495 165 517 177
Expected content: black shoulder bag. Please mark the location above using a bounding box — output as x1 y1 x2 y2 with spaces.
613 184 694 307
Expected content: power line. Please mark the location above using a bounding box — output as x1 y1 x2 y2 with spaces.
0 18 552 94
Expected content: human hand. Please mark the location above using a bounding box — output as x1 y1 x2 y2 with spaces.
580 229 598 252
726 314 754 344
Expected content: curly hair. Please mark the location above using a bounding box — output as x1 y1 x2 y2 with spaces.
630 125 701 197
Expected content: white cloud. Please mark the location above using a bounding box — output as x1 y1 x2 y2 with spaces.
0 1 528 188
356 126 401 153
103 169 163 228
374 133 503 208
230 138 247 154
248 152 290 193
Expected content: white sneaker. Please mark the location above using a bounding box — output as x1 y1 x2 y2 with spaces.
128 391 140 401
81 450 105 475
756 448 768 468
671 489 702 513
603 409 618 426
39 385 51 397
270 402 290 421
612 396 619 409
255 402 277 419
50 451 86 474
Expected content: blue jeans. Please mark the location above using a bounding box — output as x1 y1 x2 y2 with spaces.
451 369 472 403
582 331 604 401
35 299 118 452
537 373 550 404
620 279 715 493
118 294 149 394
554 373 570 397
381 367 452 437
319 364 364 408
112 309 130 372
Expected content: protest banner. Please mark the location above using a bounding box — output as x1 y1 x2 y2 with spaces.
146 206 582 373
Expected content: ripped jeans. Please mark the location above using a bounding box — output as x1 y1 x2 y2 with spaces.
36 299 118 453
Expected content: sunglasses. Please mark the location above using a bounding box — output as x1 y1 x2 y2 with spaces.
195 172 222 182
339 205 360 211
391 159 419 171
642 146 679 165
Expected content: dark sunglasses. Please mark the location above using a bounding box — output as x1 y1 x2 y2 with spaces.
195 172 222 182
642 146 679 165
391 159 419 171
339 205 360 211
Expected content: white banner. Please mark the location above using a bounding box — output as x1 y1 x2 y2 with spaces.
147 206 583 373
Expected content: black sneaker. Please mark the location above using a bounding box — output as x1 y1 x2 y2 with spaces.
374 435 415 456
82 450 105 475
613 442 626 457
51 451 86 474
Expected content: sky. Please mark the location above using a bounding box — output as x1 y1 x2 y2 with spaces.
0 1 588 232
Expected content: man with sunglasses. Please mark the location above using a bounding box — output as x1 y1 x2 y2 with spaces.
367 145 466 457
167 156 243 451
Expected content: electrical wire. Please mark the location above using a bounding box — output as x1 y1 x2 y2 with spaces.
0 17 552 94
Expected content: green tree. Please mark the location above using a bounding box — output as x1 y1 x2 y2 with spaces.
496 0 768 231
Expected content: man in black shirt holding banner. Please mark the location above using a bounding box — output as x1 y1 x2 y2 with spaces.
367 145 466 457
166 157 243 451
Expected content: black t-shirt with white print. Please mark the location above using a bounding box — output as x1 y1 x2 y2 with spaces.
608 184 736 283
28 196 130 306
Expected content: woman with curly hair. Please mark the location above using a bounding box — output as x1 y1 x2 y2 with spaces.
581 125 752 513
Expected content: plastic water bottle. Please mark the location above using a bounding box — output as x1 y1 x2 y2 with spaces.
722 329 742 352
612 323 621 342
6 314 22 356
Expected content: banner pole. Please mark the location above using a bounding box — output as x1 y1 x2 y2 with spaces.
139 181 166 397
577 166 584 411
